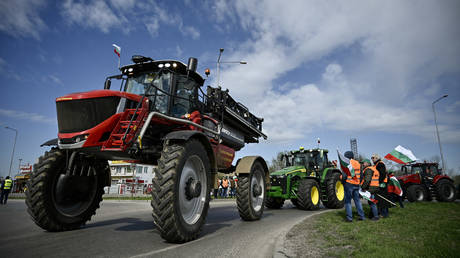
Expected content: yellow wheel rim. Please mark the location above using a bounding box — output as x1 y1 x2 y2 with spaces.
311 186 319 205
336 181 344 201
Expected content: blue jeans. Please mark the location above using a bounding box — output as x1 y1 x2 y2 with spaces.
369 194 379 218
344 182 365 221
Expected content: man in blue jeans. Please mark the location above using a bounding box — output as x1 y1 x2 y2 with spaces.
360 159 380 220
343 151 365 222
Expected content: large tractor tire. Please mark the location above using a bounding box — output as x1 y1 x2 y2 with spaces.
237 160 266 221
290 198 299 208
297 179 321 210
435 179 456 202
265 197 285 209
406 185 426 202
25 149 106 231
151 139 211 243
323 172 345 209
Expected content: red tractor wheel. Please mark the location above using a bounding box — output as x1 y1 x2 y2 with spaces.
436 179 456 202
406 185 426 202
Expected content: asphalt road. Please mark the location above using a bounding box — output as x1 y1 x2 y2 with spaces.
0 198 322 258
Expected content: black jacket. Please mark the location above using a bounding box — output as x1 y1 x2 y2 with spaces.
375 160 387 184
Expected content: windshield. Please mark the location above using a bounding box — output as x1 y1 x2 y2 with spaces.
292 152 324 169
411 166 423 174
125 72 171 114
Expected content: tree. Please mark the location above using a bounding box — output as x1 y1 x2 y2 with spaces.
268 151 289 172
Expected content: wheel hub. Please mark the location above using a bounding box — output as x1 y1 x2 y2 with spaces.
185 177 202 200
252 184 262 197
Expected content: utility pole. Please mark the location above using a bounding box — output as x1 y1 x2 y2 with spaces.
5 126 18 177
432 94 448 172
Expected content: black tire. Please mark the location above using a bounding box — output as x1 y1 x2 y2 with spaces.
297 179 321 210
290 198 299 208
436 180 456 202
323 172 345 209
25 149 106 231
406 185 426 202
265 197 284 209
237 160 266 221
151 139 211 243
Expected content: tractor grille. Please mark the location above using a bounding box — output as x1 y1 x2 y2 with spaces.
271 176 287 194
56 97 120 133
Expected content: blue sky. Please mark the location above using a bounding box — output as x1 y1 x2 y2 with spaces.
1 0 459 178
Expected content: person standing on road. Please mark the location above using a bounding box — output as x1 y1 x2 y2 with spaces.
229 177 236 197
0 176 13 205
360 159 380 221
372 154 390 218
221 177 229 198
343 151 365 222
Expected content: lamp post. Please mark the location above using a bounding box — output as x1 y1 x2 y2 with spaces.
5 126 18 177
18 158 23 174
432 94 448 172
216 48 247 87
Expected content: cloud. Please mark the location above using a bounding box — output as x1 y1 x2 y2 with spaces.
61 0 129 33
0 0 47 39
0 57 22 81
0 109 56 124
143 3 200 39
59 0 200 39
210 1 460 143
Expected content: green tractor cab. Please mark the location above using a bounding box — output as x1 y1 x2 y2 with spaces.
266 147 344 210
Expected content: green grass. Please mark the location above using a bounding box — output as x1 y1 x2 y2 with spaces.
311 202 460 257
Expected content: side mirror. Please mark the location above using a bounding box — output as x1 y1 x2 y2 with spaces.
104 79 111 89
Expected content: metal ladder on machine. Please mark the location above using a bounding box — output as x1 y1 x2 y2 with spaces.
102 106 148 151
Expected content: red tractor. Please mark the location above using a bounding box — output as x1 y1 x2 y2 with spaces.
26 55 268 243
397 162 456 202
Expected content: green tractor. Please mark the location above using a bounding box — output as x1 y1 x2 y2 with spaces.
266 147 345 210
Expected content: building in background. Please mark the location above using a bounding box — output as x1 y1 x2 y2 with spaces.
13 164 33 192
107 161 155 195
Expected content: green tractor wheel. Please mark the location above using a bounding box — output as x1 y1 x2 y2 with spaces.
265 197 285 209
296 179 320 210
290 198 299 208
323 172 345 209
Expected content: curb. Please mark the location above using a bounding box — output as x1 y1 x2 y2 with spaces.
272 209 337 258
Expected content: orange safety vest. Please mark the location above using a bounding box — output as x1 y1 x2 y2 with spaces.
374 160 387 183
367 166 380 187
222 179 229 188
346 159 361 185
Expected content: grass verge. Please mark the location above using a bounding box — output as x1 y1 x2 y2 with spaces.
287 202 460 257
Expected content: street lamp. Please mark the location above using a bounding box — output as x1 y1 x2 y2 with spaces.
432 94 448 172
18 158 23 174
216 48 247 87
5 126 18 177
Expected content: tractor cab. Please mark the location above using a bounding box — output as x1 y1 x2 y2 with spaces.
289 148 329 171
401 162 441 178
105 56 204 118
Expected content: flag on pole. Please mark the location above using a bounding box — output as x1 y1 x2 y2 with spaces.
384 145 417 164
359 189 378 204
387 175 403 196
337 149 355 178
112 44 121 57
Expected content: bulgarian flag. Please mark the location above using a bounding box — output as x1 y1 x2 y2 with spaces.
359 189 378 204
388 175 403 196
337 149 355 178
112 44 121 57
384 145 417 164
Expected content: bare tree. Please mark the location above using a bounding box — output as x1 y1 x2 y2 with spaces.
268 151 289 172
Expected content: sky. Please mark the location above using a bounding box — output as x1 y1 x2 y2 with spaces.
0 0 459 178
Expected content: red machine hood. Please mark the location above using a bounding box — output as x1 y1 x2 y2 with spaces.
56 90 142 102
